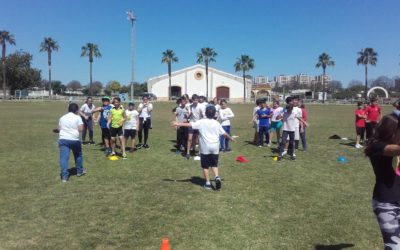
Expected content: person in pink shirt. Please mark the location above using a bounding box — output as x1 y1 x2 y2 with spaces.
365 98 381 141
355 101 366 148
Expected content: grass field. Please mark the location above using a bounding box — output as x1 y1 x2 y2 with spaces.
0 101 392 250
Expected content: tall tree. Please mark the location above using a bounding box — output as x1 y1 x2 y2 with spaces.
39 37 59 97
80 43 101 96
234 55 255 102
197 47 217 98
0 30 16 100
315 53 335 103
357 48 378 101
161 49 178 100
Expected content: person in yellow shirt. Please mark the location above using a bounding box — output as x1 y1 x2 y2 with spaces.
107 97 127 159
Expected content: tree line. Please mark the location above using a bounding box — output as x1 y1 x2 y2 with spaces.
1 29 396 101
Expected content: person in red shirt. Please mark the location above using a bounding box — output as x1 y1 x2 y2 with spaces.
355 101 366 148
365 98 381 141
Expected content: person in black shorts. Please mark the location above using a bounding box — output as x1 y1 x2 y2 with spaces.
365 114 400 249
123 102 139 153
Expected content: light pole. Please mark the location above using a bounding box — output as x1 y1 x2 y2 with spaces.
126 10 136 101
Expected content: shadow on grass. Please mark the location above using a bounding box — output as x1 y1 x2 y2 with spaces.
162 176 204 187
67 167 77 176
314 243 354 250
339 142 356 148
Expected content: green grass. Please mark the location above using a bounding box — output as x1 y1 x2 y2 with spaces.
0 101 392 250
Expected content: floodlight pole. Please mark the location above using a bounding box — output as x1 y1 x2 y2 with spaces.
127 10 136 101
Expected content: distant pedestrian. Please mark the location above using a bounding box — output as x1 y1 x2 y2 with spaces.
218 99 234 152
365 98 381 141
253 99 271 147
79 97 96 144
355 101 366 148
124 102 139 153
58 103 85 182
136 95 153 149
299 100 308 151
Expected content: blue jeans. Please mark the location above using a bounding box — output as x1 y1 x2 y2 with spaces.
59 139 84 180
258 126 270 146
220 125 231 151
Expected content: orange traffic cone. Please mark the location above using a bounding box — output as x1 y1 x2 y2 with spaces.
160 237 171 250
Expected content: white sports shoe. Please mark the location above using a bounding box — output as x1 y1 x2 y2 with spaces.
355 144 363 149
282 150 287 156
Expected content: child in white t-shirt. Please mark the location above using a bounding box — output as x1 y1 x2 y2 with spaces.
219 99 234 152
124 102 139 153
172 105 234 191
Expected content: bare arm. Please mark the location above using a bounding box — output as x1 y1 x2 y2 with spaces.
107 113 112 129
383 145 400 157
78 124 84 132
223 132 235 141
171 121 192 127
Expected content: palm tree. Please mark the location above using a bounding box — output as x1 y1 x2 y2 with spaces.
357 48 378 101
161 49 178 100
40 37 59 97
234 55 255 102
197 47 217 98
81 43 101 96
315 53 335 103
0 31 16 100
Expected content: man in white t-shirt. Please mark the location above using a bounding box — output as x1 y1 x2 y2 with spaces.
173 105 234 191
292 97 303 148
124 102 139 153
58 103 85 182
137 96 153 149
78 97 96 144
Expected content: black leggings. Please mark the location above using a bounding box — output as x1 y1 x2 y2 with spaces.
138 118 151 144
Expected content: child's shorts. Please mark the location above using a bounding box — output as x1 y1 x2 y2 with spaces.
270 121 282 132
200 154 219 169
356 127 365 136
188 128 199 135
124 129 136 139
110 127 123 137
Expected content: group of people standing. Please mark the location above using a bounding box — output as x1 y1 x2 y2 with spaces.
354 97 381 148
173 94 234 159
57 95 153 182
252 96 308 161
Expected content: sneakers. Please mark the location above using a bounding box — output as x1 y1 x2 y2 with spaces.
355 143 363 149
290 156 296 161
122 153 127 159
89 140 95 145
267 143 272 147
82 141 88 145
203 184 212 190
111 152 116 156
215 177 222 191
143 144 149 149
185 154 190 159
77 170 86 177
136 143 143 149
281 150 287 156
258 145 262 148
61 179 68 183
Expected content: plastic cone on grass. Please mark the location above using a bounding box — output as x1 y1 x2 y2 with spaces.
236 155 249 163
160 237 171 250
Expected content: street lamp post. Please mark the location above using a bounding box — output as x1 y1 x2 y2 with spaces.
126 10 136 101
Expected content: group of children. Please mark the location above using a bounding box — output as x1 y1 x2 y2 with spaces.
354 97 381 148
80 95 153 159
173 94 235 159
252 96 308 161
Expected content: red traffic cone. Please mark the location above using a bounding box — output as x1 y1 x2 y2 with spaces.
236 155 249 163
160 237 171 250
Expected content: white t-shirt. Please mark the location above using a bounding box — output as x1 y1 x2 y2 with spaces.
293 107 302 128
282 111 297 132
59 112 83 141
198 102 207 119
80 103 95 117
188 103 203 122
138 102 153 119
219 107 234 126
214 104 221 119
271 107 284 122
191 119 226 154
124 110 139 129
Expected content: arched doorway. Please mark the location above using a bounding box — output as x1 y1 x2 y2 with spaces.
367 86 389 98
170 86 182 98
256 90 271 102
216 86 229 99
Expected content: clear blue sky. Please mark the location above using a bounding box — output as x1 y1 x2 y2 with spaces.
1 0 399 87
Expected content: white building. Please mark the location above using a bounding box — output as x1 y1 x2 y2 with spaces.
148 64 252 102
254 75 269 84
